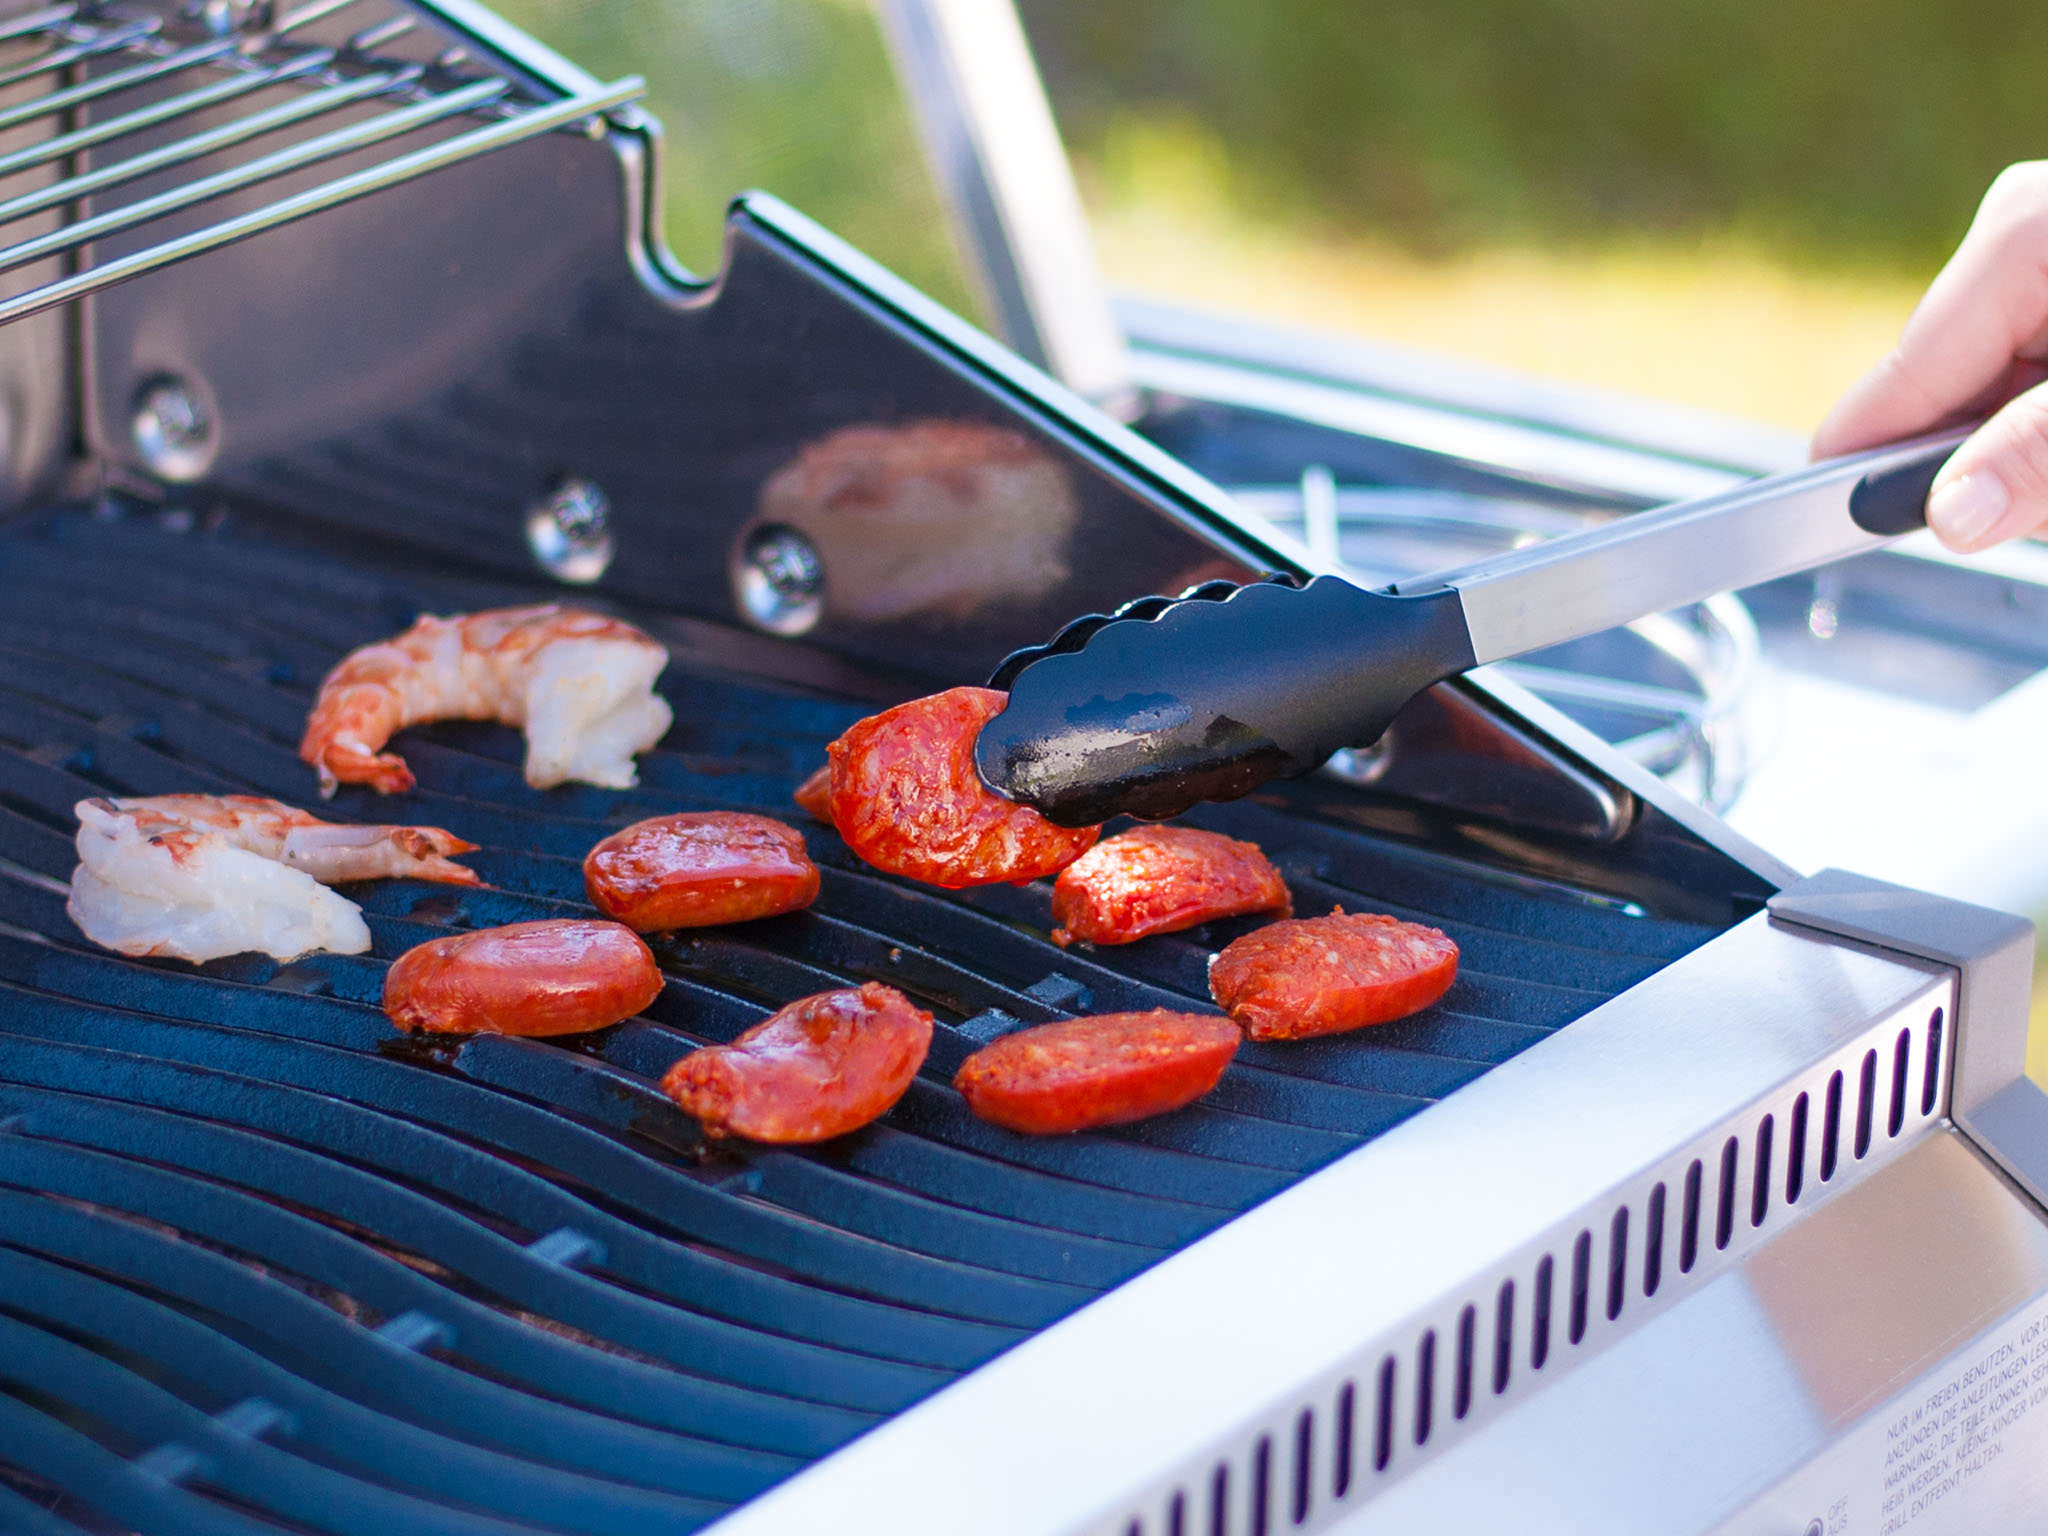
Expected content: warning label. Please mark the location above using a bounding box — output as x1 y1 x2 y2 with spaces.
1876 1320 2048 1533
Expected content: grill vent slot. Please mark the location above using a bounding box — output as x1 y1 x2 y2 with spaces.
0 0 640 328
1491 1281 1514 1394
1822 1069 1844 1180
1856 1049 1878 1159
1924 1008 1946 1114
1413 1330 1436 1445
1331 1385 1354 1498
1679 1158 1702 1272
1372 1359 1395 1472
1642 1182 1666 1296
1786 1093 1808 1204
1290 1409 1313 1525
1452 1305 1476 1418
1890 1028 1911 1138
1751 1114 1774 1229
1566 1229 1591 1345
1112 988 1952 1536
1605 1207 1628 1322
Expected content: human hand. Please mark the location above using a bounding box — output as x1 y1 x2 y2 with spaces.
1814 162 2048 551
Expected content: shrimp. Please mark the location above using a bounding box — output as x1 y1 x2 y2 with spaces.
67 794 479 964
299 605 674 796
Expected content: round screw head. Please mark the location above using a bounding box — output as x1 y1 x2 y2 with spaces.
130 376 218 483
733 524 825 636
525 478 615 584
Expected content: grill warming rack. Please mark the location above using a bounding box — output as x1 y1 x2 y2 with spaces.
0 0 639 326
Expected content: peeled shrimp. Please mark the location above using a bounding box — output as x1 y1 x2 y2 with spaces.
299 605 673 796
67 794 479 964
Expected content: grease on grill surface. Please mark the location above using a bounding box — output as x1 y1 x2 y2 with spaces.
0 509 1724 1532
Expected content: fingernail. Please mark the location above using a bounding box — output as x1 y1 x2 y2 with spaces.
1927 470 2010 547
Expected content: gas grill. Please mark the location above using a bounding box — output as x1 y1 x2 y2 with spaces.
5 3 2048 1535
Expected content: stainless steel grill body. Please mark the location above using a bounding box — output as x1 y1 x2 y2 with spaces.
0 4 2044 1536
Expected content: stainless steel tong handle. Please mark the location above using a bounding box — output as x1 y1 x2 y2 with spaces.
1408 427 1972 665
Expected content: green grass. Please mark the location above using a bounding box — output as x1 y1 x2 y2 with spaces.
1019 0 2048 276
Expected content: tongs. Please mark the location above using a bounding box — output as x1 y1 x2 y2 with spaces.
976 428 1969 826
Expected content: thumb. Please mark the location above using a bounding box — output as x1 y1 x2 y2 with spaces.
1926 378 2048 551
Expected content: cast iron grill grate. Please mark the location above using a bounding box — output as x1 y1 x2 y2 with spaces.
0 505 1722 1533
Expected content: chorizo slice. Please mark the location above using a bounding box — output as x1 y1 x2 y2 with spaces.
584 811 819 931
826 685 1099 888
1051 824 1291 947
953 1010 1241 1135
793 765 833 823
384 919 661 1037
1210 907 1458 1040
661 982 934 1143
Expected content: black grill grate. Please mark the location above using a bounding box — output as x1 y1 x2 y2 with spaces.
0 506 1723 1533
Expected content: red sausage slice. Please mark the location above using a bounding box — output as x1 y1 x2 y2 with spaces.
661 982 934 1143
1051 824 1291 947
384 919 661 1037
826 685 1099 888
953 1010 1241 1134
1209 907 1458 1040
793 765 833 823
584 811 819 931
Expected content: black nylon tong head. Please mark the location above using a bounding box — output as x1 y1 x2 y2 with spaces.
976 573 1476 827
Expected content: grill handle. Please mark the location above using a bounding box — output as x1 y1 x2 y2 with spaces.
1426 428 1968 666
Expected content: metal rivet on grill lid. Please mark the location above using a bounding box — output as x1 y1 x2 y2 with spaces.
525 476 615 584
733 523 825 636
130 375 217 483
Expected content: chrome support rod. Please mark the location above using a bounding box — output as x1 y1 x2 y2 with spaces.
0 47 335 183
0 35 245 136
0 72 498 271
346 14 415 53
0 15 161 94
0 76 642 326
268 0 365 36
0 6 79 48
0 62 416 230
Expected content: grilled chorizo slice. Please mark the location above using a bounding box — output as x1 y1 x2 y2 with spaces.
661 982 933 1143
1209 907 1458 1040
793 765 833 823
584 811 819 931
953 1010 1241 1134
1050 824 1291 947
384 919 661 1037
826 685 1099 888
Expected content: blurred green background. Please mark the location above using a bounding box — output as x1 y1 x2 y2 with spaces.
493 0 2048 426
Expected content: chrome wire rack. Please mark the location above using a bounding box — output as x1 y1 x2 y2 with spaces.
0 0 641 324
